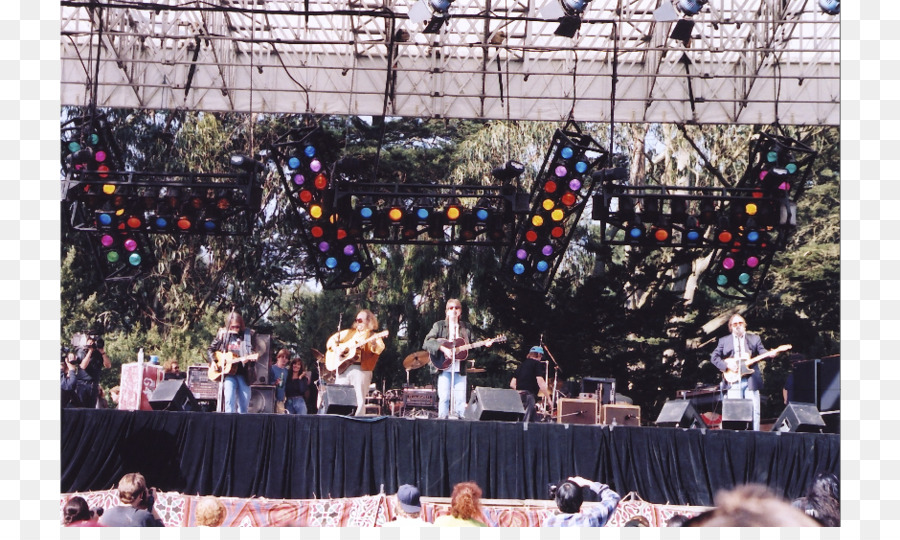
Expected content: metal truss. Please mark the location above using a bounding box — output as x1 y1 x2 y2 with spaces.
61 0 839 125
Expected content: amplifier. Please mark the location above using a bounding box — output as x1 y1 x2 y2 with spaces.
187 365 218 400
403 388 437 409
602 404 641 426
557 398 599 425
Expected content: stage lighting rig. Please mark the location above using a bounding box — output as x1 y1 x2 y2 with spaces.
819 0 839 15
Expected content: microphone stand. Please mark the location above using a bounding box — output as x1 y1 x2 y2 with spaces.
541 338 563 417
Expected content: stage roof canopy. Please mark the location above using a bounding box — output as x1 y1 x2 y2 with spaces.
61 0 839 125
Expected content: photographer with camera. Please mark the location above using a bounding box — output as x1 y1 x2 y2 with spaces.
61 351 94 408
71 333 111 408
97 472 164 527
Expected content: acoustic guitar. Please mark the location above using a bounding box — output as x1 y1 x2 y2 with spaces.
430 335 506 370
208 351 259 382
325 330 390 374
722 344 792 384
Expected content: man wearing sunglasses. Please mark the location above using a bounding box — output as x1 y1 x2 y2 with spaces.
327 309 386 416
710 313 767 430
424 299 477 419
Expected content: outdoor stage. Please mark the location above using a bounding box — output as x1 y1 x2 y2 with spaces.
62 408 838 509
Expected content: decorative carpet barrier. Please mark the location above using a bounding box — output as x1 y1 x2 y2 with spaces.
62 489 710 527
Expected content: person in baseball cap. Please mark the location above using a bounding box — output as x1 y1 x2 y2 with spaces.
384 484 432 526
510 345 551 423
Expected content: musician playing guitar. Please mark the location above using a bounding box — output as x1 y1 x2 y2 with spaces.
711 313 787 431
207 311 257 413
423 298 495 419
325 309 386 416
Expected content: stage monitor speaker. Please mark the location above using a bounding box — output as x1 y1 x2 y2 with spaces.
465 387 525 421
557 398 599 425
248 385 276 414
772 402 826 433
602 404 640 426
149 380 199 412
655 399 705 428
581 377 616 405
319 384 358 415
721 399 754 430
250 332 271 384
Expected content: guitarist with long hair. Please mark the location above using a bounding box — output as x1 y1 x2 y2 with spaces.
325 309 386 416
207 311 258 413
711 313 771 431
423 298 495 419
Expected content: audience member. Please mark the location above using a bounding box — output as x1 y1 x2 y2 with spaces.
665 513 691 527
543 475 621 527
623 515 650 527
61 351 93 408
62 496 102 527
195 496 227 527
164 359 185 380
685 484 820 527
383 484 433 527
285 357 310 415
792 472 840 527
433 482 487 527
98 472 164 527
271 349 291 414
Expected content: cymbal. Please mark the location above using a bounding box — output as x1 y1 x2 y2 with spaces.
310 348 325 362
403 350 430 370
467 368 486 374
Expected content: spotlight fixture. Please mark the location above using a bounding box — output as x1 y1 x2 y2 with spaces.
818 0 839 15
491 160 526 182
539 0 593 38
409 0 455 34
676 0 707 16
229 154 265 172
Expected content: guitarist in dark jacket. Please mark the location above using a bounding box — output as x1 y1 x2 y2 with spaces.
207 311 257 413
423 298 479 419
710 313 766 430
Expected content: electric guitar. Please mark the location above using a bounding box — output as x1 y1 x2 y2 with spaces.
430 335 506 370
208 351 259 382
722 344 792 384
325 330 390 374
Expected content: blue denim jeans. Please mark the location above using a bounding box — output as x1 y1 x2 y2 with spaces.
223 374 251 413
286 396 308 415
438 370 467 419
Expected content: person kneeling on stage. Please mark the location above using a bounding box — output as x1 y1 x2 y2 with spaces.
509 345 550 423
98 472 164 527
544 476 621 527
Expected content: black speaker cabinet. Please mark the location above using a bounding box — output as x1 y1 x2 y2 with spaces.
722 399 754 430
248 385 276 414
557 398 599 425
250 332 271 384
149 380 199 412
773 402 826 433
655 399 705 428
581 377 616 405
465 387 525 421
319 384 358 415
670 19 695 45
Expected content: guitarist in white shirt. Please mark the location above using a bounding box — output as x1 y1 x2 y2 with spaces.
710 314 767 431
207 311 257 413
326 309 386 416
